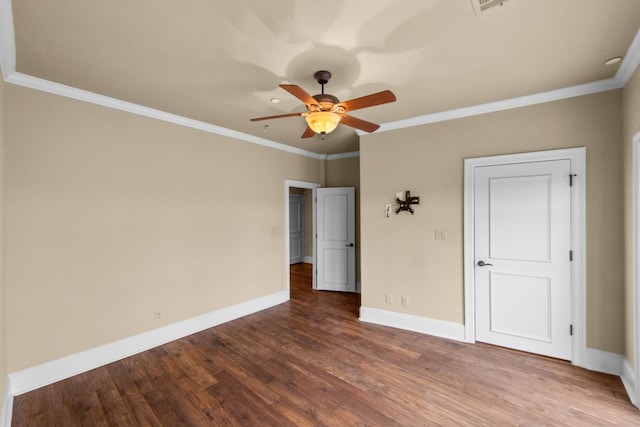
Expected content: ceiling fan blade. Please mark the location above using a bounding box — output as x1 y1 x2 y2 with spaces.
280 84 318 106
301 127 316 138
340 114 380 133
339 90 396 112
250 112 304 121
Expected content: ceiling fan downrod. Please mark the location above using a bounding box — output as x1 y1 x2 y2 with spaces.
314 70 331 95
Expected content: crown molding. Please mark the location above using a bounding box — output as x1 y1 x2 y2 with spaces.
365 77 621 135
5 72 326 160
326 151 360 160
0 1 639 155
617 26 640 86
0 0 324 160
359 26 640 137
0 0 15 79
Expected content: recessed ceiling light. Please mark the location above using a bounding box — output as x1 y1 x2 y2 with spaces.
604 56 622 66
270 98 280 104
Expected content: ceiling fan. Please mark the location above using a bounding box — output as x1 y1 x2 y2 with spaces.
250 70 397 139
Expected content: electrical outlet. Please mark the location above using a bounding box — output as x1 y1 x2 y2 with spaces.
401 296 409 307
385 293 393 304
154 311 161 321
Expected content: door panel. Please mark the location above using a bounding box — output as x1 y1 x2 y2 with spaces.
475 160 571 360
323 248 348 285
317 187 355 292
289 194 304 264
489 272 551 342
489 175 551 261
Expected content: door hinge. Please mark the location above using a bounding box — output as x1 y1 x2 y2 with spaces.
569 174 577 187
569 250 573 261
570 324 574 336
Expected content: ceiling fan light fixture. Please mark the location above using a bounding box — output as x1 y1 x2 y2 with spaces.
305 111 341 135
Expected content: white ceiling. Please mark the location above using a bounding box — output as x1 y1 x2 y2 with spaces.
5 0 640 154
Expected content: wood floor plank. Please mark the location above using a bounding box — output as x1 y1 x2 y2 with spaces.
11 263 640 426
104 359 164 426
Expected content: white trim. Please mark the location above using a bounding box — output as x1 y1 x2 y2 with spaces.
304 256 314 264
0 377 12 427
623 358 637 407
617 28 640 86
0 0 14 79
285 180 321 292
8 289 287 396
6 73 325 160
369 78 619 135
584 348 623 376
360 28 640 137
633 131 640 408
326 151 360 160
463 148 586 367
359 306 466 342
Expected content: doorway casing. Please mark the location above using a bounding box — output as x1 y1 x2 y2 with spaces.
285 179 321 295
631 131 640 407
463 147 586 367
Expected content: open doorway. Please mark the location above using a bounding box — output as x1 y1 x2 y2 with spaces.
288 189 311 265
284 180 320 297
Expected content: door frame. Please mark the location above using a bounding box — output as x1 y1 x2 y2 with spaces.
285 179 321 295
633 131 640 407
463 147 586 367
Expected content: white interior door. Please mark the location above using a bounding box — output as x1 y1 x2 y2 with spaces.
316 187 355 292
474 160 572 360
289 194 304 265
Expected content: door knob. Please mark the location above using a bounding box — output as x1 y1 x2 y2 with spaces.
477 260 493 267
346 243 354 247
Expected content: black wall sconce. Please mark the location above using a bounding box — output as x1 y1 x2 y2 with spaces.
396 191 420 214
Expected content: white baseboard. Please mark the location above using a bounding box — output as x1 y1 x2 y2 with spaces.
8 290 288 396
583 347 624 376
1 377 12 427
622 358 637 407
304 256 313 264
359 306 466 342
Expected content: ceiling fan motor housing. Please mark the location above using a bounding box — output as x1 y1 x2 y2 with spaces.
313 70 332 85
311 94 341 112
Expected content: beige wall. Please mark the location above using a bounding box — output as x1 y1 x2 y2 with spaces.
4 84 322 371
361 90 624 354
0 78 6 406
623 67 640 366
325 157 361 283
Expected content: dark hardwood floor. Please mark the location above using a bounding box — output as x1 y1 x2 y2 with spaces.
12 263 640 425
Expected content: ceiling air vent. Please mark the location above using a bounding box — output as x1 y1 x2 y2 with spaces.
470 0 509 16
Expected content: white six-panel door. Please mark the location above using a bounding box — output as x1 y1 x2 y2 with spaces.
316 187 356 292
474 160 572 360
